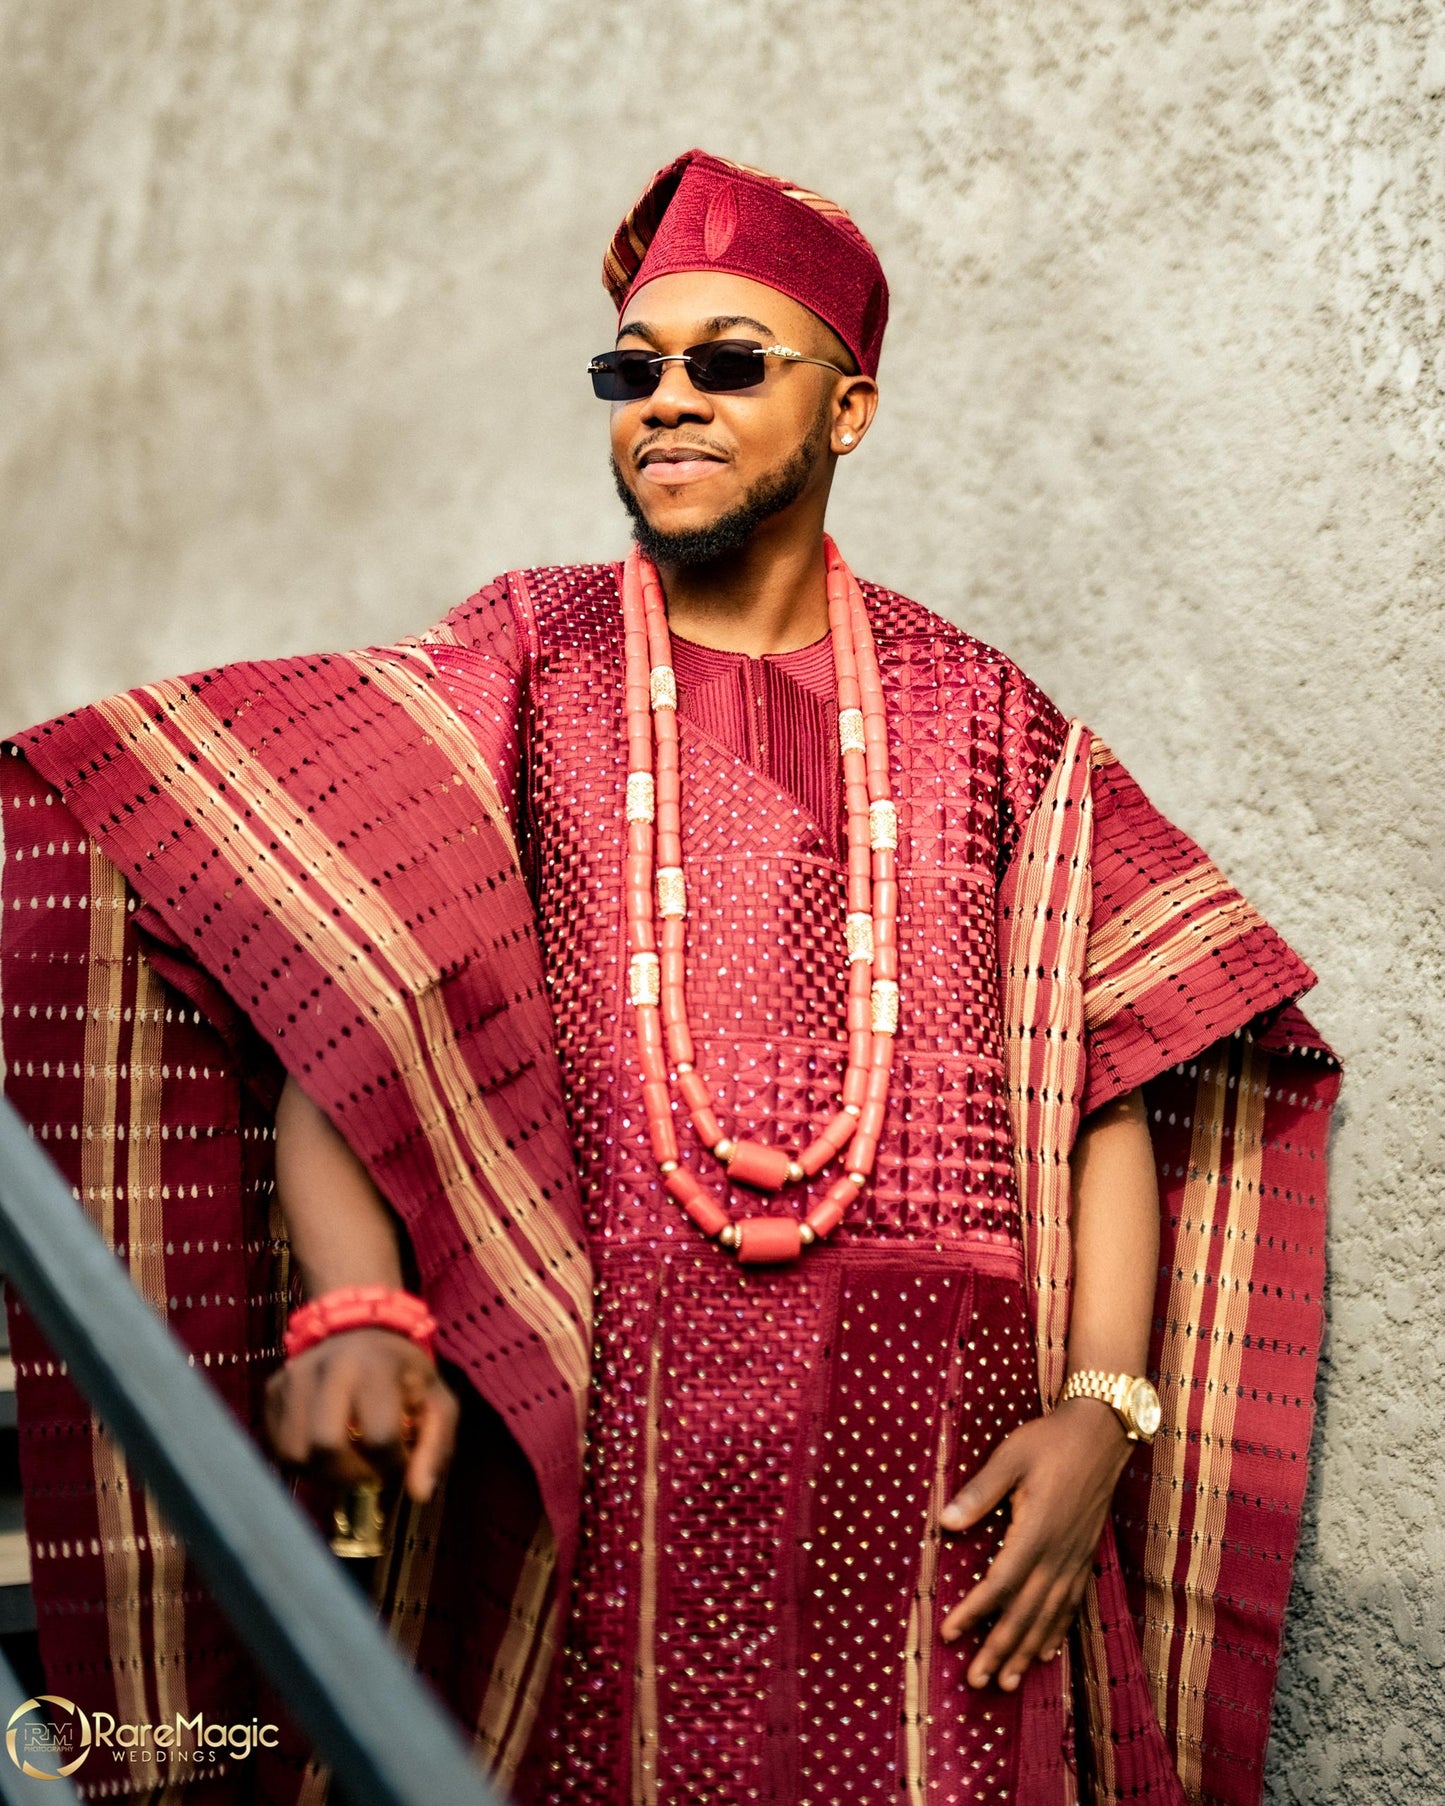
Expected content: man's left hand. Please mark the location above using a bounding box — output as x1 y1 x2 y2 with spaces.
937 1397 1134 1690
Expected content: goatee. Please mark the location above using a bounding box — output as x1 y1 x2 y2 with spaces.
611 436 818 570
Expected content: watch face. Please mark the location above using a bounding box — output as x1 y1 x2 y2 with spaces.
1128 1378 1163 1439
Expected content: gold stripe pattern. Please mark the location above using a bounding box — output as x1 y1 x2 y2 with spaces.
93 686 592 1408
1084 895 1260 1031
1084 862 1225 977
1139 1060 1229 1756
1002 721 1094 1405
384 1478 449 1666
352 648 520 862
82 848 147 1726
475 1517 558 1780
141 673 588 1329
1175 1047 1266 1796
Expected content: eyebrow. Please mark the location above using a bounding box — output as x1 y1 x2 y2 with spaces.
615 313 777 347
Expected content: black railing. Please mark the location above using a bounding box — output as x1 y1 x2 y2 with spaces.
0 1094 506 1806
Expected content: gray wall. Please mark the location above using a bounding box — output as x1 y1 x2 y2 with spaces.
2 4 1441 1799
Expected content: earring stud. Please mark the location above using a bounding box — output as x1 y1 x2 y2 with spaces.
841 432 854 447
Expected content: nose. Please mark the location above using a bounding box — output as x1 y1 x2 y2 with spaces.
640 357 715 428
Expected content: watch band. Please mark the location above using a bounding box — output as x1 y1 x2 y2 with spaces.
1059 1368 1154 1440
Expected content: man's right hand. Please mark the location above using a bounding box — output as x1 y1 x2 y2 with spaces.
264 1327 459 1504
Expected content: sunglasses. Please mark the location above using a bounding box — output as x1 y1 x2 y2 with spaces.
588 339 849 402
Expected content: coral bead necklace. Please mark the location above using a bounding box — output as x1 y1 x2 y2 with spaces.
620 537 899 1264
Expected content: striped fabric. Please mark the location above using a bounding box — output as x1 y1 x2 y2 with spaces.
1000 731 1338 1805
2 643 590 1799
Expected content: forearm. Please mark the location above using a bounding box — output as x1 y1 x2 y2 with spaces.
1065 1086 1158 1381
274 1076 404 1295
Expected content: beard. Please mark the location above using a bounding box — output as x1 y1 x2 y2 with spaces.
611 424 824 570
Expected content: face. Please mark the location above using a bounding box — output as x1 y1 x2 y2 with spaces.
606 270 876 567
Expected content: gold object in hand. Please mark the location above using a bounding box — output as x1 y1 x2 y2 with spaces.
330 1479 386 1559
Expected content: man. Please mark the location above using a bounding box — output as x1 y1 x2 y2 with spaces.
2 151 1336 1805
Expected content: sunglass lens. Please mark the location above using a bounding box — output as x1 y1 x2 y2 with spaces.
589 351 660 401
690 340 766 392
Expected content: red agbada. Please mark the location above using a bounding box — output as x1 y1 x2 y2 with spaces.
1 551 1335 1805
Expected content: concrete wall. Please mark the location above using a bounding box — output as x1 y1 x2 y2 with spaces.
2 3 1440 1798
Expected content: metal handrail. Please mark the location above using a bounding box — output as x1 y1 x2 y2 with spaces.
0 1093 505 1806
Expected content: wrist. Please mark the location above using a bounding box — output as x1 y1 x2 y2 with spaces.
284 1285 437 1362
1059 1368 1162 1444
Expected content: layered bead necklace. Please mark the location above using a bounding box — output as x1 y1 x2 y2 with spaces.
620 538 899 1265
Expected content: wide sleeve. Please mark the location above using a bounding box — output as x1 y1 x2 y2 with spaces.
1080 746 1317 1115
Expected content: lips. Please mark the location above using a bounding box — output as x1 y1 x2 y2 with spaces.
636 445 728 488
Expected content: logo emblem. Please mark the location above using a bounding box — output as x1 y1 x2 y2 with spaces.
7 1695 92 1780
703 188 739 259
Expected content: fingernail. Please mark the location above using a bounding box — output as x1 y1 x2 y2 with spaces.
1000 1672 1019 1692
940 1625 957 1644
939 1504 964 1530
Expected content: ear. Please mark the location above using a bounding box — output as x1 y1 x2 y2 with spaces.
829 374 879 455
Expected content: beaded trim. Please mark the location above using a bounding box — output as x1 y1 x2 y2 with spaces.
621 540 899 1264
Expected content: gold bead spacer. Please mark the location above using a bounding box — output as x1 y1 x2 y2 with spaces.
848 1171 867 1187
844 1102 862 1118
719 1223 741 1249
713 1138 736 1163
625 771 656 823
659 1160 678 1174
627 952 661 1006
799 1223 816 1245
844 912 875 964
785 1159 805 1184
838 708 866 754
649 665 678 710
870 979 900 1034
676 1061 693 1074
869 799 898 850
656 866 686 918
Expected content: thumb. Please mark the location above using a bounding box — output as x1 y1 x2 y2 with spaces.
940 1441 1019 1533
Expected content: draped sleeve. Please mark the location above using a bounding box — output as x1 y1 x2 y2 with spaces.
1 574 589 1797
1079 746 1317 1116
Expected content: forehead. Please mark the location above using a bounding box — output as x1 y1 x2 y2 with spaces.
617 270 822 347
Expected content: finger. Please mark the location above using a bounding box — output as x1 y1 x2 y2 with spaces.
940 1523 1040 1639
940 1443 1020 1533
309 1356 379 1485
404 1384 458 1504
351 1372 408 1475
966 1567 1057 1689
1038 1571 1091 1663
265 1368 317 1469
996 1574 1077 1690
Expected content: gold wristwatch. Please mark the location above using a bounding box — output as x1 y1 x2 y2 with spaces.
1059 1370 1162 1443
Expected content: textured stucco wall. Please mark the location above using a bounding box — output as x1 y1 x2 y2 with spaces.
2 3 1441 1799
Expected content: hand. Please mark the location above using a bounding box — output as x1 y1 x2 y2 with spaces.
937 1397 1133 1690
265 1328 459 1505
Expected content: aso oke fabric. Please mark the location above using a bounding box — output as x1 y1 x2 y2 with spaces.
0 558 1335 1805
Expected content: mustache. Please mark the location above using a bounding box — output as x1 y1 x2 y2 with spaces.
630 431 729 467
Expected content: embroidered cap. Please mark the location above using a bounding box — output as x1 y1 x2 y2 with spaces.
603 149 889 378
